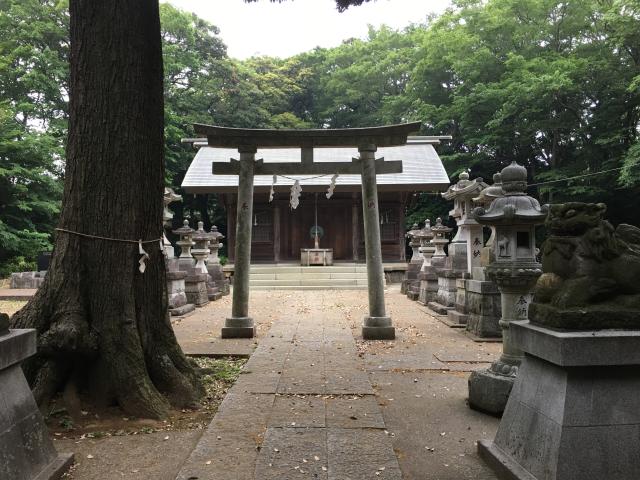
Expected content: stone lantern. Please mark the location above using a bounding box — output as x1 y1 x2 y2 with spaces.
464 172 504 339
207 225 224 265
416 220 438 305
430 217 451 259
206 225 229 297
441 171 488 326
467 161 546 415
442 172 488 273
163 187 182 258
407 220 434 301
406 223 422 262
173 219 208 307
191 221 210 275
402 222 424 294
163 194 194 317
427 217 459 314
418 219 435 271
173 219 195 271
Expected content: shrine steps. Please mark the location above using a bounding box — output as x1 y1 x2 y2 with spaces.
247 264 372 290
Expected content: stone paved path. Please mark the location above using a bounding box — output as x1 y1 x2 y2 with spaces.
176 299 403 480
0 288 36 300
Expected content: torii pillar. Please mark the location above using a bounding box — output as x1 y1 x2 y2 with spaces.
359 144 394 339
194 122 421 340
223 146 257 338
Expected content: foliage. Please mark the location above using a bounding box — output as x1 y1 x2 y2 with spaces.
403 0 640 224
0 0 68 275
2 0 640 267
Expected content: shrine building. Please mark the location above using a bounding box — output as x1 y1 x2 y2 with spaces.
181 136 450 263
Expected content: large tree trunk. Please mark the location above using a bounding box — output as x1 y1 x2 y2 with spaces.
11 0 202 419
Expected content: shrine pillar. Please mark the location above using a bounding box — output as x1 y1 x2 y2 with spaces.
222 146 257 338
359 145 395 340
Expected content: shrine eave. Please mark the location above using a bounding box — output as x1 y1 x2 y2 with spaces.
193 122 423 148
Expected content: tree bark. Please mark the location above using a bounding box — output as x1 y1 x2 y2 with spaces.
11 0 202 419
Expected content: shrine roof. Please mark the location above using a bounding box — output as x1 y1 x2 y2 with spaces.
181 137 451 193
193 122 422 147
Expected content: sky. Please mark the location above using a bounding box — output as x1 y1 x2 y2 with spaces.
167 0 451 59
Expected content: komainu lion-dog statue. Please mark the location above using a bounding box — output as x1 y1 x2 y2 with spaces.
531 202 640 329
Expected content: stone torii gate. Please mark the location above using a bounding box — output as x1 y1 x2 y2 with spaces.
194 122 422 340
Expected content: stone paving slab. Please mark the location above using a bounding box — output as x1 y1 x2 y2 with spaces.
175 294 399 480
56 430 202 480
324 370 374 395
255 427 328 479
326 395 385 429
269 395 326 428
365 352 449 371
370 370 499 480
327 428 403 480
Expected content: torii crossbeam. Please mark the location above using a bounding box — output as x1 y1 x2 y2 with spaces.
194 122 422 340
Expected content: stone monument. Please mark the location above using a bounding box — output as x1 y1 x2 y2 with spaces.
401 222 423 295
479 202 640 480
0 313 74 479
464 173 503 339
467 161 546 415
441 172 488 326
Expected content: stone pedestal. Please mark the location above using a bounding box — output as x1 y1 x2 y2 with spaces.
479 321 640 480
417 270 438 305
465 268 502 339
184 272 209 307
428 270 460 315
167 270 196 316
0 328 74 479
402 261 421 297
221 316 256 339
446 277 469 327
207 263 229 296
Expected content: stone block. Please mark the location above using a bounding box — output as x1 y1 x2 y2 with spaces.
466 282 502 339
511 321 640 366
427 301 454 315
466 279 499 294
0 329 36 371
479 321 640 480
9 271 46 289
417 272 439 305
435 273 459 307
222 317 255 339
467 368 514 415
362 326 395 340
0 330 73 480
184 275 209 307
170 303 195 316
447 310 468 326
167 292 187 309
